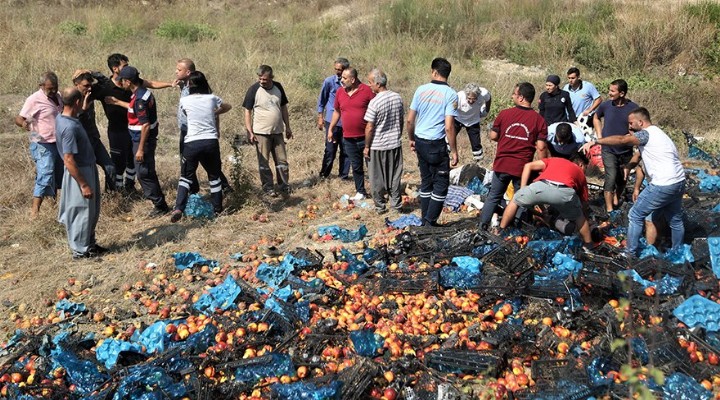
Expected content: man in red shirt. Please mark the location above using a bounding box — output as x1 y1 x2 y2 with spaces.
479 82 549 230
498 153 594 246
328 67 375 200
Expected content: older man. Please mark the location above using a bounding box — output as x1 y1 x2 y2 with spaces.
55 87 105 259
317 57 351 180
363 69 404 214
455 83 491 162
407 57 459 226
328 67 375 200
15 72 64 218
582 107 685 257
243 65 293 197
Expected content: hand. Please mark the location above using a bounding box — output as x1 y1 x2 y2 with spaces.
22 120 31 131
633 188 640 202
285 129 293 140
409 140 416 152
317 116 324 131
580 141 595 155
104 96 118 105
450 150 458 167
72 69 92 80
582 110 591 116
623 168 630 181
135 149 144 163
80 184 93 199
248 132 257 144
327 132 334 143
172 79 181 88
363 147 370 159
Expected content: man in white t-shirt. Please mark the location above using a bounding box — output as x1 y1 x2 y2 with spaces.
581 107 685 256
454 83 491 162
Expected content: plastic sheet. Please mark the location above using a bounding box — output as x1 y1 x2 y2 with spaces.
184 193 215 219
663 372 712 400
96 338 144 369
234 353 294 383
386 214 423 229
55 299 86 318
193 275 242 315
710 237 720 278
673 295 720 331
272 380 342 400
537 253 582 280
51 342 109 395
317 224 368 242
135 321 169 354
337 248 369 275
467 176 489 196
256 253 312 289
173 251 218 270
349 329 384 357
663 244 695 265
113 364 187 400
618 269 683 295
439 256 482 289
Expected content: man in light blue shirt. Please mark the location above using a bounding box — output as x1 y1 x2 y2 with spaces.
407 57 459 226
317 57 351 179
563 67 601 118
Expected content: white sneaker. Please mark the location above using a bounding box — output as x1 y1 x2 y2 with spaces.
351 192 366 201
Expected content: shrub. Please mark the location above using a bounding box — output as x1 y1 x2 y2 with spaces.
98 22 133 44
58 20 87 36
684 1 720 26
154 20 217 42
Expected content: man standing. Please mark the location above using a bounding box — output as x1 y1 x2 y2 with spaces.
363 69 404 214
174 58 231 194
498 153 595 248
107 66 170 216
328 67 375 200
72 71 116 192
407 57 459 226
243 65 293 197
582 107 685 257
317 57 351 180
454 83 491 162
55 87 104 259
479 82 549 230
593 79 638 213
563 67 602 118
15 71 63 218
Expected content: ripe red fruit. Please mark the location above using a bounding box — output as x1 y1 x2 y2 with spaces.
383 387 398 400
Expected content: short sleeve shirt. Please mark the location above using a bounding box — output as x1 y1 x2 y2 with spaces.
364 90 404 150
410 81 458 140
55 114 95 167
180 94 223 143
563 80 601 117
455 88 491 126
595 99 638 154
535 157 588 203
334 83 375 139
19 89 62 143
243 81 288 135
491 106 548 176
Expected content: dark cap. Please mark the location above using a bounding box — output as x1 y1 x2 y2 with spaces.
115 66 139 82
546 74 561 86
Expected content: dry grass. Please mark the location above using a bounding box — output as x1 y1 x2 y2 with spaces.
0 0 718 338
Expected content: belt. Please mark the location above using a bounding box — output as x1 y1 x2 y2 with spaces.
415 137 445 143
343 136 364 142
541 179 569 188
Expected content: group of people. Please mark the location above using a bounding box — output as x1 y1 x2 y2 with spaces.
16 55 686 260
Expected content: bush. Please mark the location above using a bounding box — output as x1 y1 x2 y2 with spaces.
155 20 217 42
684 1 720 26
98 22 133 44
58 20 87 36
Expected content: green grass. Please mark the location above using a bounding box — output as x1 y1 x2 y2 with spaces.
154 20 217 42
58 20 87 36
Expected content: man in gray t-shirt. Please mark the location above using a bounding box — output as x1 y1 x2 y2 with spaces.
55 87 104 259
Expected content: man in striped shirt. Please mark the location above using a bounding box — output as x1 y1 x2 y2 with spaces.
363 69 404 214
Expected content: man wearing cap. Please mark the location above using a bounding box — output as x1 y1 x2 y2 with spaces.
15 71 64 218
538 75 576 126
479 82 549 231
55 87 105 259
593 79 638 213
407 57 459 227
317 57 351 180
563 67 602 118
106 66 170 217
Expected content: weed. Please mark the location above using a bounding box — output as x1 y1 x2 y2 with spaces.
58 20 87 36
98 21 134 44
684 1 720 26
226 136 255 211
154 20 217 42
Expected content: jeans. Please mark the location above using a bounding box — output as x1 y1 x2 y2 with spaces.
626 180 685 255
479 171 521 228
415 137 450 226
29 142 63 197
343 137 367 195
320 122 350 178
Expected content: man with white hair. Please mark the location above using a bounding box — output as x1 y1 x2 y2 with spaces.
363 69 404 214
454 83 491 162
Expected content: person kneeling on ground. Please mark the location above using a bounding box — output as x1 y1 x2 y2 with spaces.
498 152 596 249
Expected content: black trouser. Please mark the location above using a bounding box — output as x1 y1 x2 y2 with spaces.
453 121 483 160
89 134 116 191
180 127 231 193
415 137 450 226
320 122 350 178
132 138 167 209
108 127 136 188
175 139 223 213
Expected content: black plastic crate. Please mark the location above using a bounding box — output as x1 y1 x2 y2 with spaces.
425 349 504 377
379 269 439 294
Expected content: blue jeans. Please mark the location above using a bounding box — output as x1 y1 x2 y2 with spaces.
415 137 450 226
342 137 367 195
479 172 521 228
29 142 63 197
626 180 685 255
320 122 350 178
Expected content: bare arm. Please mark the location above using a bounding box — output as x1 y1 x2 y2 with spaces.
445 115 458 167
136 123 150 162
581 133 640 154
104 96 129 109
328 110 341 143
520 160 547 188
63 153 93 198
143 80 174 90
535 140 550 159
281 104 292 139
593 113 603 139
364 121 375 159
14 115 30 131
215 103 232 115
586 97 602 116
406 109 417 152
488 128 499 142
244 108 256 143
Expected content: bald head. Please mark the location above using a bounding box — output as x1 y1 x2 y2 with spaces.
61 87 82 107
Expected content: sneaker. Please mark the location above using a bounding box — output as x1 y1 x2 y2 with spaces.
351 192 366 201
265 190 279 198
581 242 601 254
340 176 352 181
170 209 183 223
222 185 234 195
148 205 170 218
72 251 96 260
89 244 109 255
